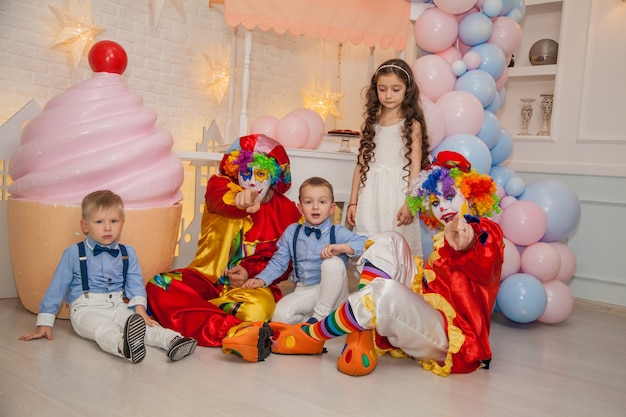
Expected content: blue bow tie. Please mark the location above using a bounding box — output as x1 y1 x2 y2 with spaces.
93 245 119 257
304 226 321 239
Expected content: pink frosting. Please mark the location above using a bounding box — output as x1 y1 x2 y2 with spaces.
8 72 183 209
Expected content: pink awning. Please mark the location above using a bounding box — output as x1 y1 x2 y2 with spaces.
221 0 411 51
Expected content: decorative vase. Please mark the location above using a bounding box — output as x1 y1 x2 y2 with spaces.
537 92 554 136
337 137 352 153
519 98 535 135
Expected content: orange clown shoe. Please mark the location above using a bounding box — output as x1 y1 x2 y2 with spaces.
222 322 273 362
269 322 326 355
336 330 378 376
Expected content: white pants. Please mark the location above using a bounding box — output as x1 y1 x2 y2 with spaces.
69 292 181 358
272 256 349 324
348 231 449 362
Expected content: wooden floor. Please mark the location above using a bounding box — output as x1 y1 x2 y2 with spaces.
1 296 625 417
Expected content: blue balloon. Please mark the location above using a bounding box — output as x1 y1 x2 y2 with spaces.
519 179 581 242
455 69 497 108
482 0 503 18
490 128 513 165
505 176 525 197
433 134 492 174
451 60 467 77
511 0 526 21
500 0 515 15
458 12 493 46
489 165 516 187
470 43 507 80
477 110 501 149
497 273 547 323
484 90 502 113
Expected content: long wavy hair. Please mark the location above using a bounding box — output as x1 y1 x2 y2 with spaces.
358 58 430 189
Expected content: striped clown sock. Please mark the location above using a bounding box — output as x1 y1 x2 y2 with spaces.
304 300 364 341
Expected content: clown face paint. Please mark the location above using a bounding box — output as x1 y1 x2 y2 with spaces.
238 167 272 202
431 188 469 226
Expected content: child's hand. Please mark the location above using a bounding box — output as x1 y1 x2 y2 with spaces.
242 278 264 289
19 326 53 341
347 204 357 227
134 305 159 327
321 243 353 259
444 214 475 252
396 204 414 226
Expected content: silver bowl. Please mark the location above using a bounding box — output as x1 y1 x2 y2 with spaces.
529 39 558 65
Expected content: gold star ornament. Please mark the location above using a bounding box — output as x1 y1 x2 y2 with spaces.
50 0 104 70
204 45 231 105
301 88 345 120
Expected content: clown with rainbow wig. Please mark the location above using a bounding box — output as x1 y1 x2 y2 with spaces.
222 151 505 377
147 134 301 348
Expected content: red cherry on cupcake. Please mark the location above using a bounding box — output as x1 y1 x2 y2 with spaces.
88 40 128 74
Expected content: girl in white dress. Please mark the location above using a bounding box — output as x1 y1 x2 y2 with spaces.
347 59 430 257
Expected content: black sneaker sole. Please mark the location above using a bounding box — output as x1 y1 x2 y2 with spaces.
257 323 273 362
123 314 146 364
168 338 198 361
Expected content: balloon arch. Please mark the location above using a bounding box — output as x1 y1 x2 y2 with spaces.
253 0 581 324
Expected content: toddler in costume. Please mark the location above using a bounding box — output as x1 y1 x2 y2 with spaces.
244 177 367 324
222 151 504 376
347 58 430 258
19 190 197 364
147 134 302 349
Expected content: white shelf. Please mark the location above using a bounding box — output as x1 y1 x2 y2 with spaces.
508 64 557 78
525 0 562 6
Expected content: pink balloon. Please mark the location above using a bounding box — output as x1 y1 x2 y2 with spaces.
435 90 485 136
454 6 480 23
549 242 577 282
495 67 509 90
250 115 278 139
412 55 456 103
437 46 463 64
501 237 521 280
414 8 459 53
463 51 481 70
499 195 517 209
496 184 505 199
434 0 478 15
276 115 308 149
488 16 523 56
421 97 446 150
538 280 575 324
521 242 561 282
499 200 547 246
288 108 325 150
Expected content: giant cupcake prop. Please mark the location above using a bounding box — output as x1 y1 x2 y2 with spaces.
7 41 183 318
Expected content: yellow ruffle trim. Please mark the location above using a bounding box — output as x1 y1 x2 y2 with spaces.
418 293 465 377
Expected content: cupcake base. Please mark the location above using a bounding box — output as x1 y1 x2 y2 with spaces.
7 198 182 319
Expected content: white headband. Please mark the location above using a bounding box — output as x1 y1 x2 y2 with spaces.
375 64 411 84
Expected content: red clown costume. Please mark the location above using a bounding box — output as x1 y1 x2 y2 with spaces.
147 134 301 346
221 151 505 376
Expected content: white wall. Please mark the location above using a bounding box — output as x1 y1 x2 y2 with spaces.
1 0 625 306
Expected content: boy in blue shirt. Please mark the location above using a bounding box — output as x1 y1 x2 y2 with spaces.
19 190 197 364
243 177 367 324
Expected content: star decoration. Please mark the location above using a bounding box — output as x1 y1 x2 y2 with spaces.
204 45 231 104
301 88 345 120
50 0 104 70
150 0 187 27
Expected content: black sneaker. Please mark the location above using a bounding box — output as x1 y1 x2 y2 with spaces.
122 314 146 364
167 336 198 361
